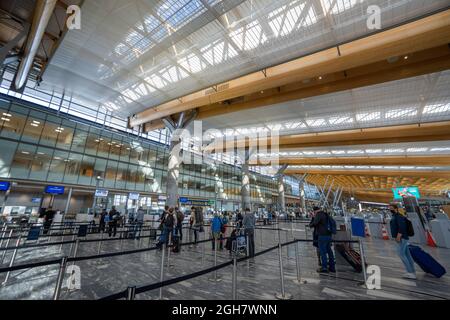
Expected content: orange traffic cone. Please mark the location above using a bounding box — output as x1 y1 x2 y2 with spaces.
381 224 390 240
365 224 371 237
426 230 437 247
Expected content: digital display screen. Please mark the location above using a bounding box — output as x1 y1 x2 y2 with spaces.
45 185 65 195
0 181 10 191
392 187 420 199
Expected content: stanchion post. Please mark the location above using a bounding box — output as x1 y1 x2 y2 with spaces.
167 231 172 268
2 232 22 285
0 224 7 248
159 242 166 300
293 240 307 284
359 238 368 287
209 237 221 282
275 228 292 300
0 229 13 264
97 231 104 255
126 286 136 300
53 256 68 300
232 252 237 300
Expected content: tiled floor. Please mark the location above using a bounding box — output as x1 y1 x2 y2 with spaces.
0 221 449 300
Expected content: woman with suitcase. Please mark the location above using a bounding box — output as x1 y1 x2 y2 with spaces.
389 204 417 280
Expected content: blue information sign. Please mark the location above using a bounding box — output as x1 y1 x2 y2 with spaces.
27 226 41 241
0 181 10 191
351 217 366 238
45 185 65 195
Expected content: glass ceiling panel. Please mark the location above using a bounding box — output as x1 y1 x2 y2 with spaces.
36 0 449 117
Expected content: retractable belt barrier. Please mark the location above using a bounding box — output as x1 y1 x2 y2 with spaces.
98 237 358 300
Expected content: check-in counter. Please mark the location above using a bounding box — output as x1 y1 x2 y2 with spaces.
430 213 450 249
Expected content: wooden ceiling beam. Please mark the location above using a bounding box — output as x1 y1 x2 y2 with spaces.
250 156 450 166
285 169 450 179
130 10 450 127
207 121 450 152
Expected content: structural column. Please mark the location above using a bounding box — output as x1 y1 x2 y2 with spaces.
277 174 285 213
241 156 251 211
164 111 197 208
299 177 307 215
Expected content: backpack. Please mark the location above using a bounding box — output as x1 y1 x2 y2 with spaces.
164 214 175 228
195 210 203 224
326 214 337 235
405 217 415 237
176 211 184 225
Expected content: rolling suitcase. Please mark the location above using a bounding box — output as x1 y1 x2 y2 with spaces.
335 244 364 273
408 245 446 278
172 235 180 253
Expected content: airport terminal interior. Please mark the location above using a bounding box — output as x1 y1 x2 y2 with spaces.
0 0 449 301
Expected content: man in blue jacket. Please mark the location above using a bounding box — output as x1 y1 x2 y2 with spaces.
310 206 335 273
389 204 416 279
211 212 223 250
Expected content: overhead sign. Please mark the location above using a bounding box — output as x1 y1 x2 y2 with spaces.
179 197 215 206
392 187 420 200
0 181 10 191
31 198 41 203
45 185 65 195
95 189 109 197
128 192 140 200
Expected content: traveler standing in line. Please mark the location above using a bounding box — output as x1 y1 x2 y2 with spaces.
99 209 107 233
221 212 229 239
175 207 184 242
308 209 322 267
108 206 119 237
310 206 336 273
41 206 56 235
157 207 176 249
189 206 198 246
242 208 256 257
211 212 223 250
135 206 145 239
389 203 417 279
236 210 244 229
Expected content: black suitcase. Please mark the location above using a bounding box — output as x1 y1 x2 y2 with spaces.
172 235 180 253
149 228 157 240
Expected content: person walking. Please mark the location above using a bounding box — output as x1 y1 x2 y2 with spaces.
242 208 256 257
41 206 56 235
135 206 145 239
99 209 107 233
310 206 336 273
389 203 417 279
210 212 223 250
189 206 198 246
175 207 184 242
108 206 120 237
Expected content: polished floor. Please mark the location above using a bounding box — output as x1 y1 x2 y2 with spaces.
0 221 449 300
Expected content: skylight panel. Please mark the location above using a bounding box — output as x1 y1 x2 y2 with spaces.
347 150 364 154
430 147 450 152
306 118 326 127
268 1 317 38
145 74 166 89
283 121 305 129
422 103 450 114
229 21 267 51
323 0 359 15
356 112 380 122
331 150 346 155
406 148 428 152
365 149 382 154
383 149 404 153
178 53 206 73
328 116 353 125
157 0 206 29
385 108 417 119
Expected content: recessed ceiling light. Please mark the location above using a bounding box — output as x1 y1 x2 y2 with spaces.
21 151 30 154
404 56 408 60
2 113 12 117
1 117 10 121
318 76 322 80
32 120 40 124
